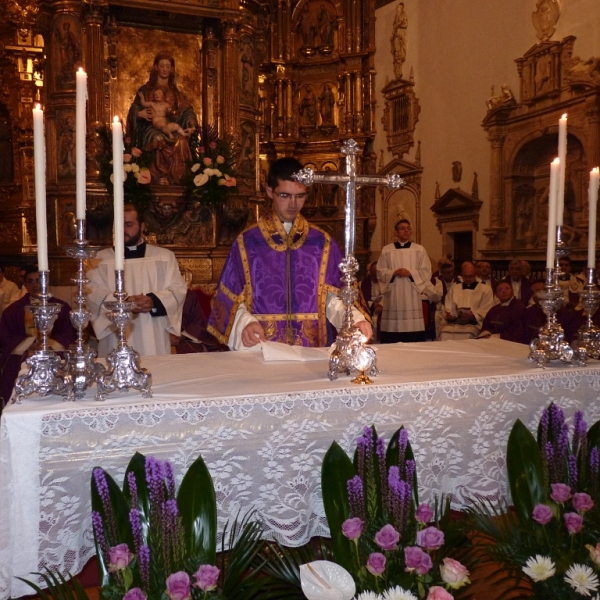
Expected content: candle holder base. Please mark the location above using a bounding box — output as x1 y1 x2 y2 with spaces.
351 370 374 385
571 269 600 361
13 348 70 403
61 345 106 400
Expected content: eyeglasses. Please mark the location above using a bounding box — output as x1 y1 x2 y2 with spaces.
273 191 308 201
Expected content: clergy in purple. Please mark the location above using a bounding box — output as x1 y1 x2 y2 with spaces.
208 157 372 349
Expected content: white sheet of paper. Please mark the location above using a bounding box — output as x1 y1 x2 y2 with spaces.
261 341 333 361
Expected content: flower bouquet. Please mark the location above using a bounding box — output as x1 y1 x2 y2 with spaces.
321 426 470 600
90 451 264 600
466 403 600 599
184 126 238 210
96 125 153 211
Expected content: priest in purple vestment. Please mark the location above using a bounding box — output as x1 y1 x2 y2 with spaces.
478 281 526 342
208 157 372 349
0 266 76 407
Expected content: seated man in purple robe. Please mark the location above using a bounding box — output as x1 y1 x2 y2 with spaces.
0 265 76 407
208 157 372 349
523 280 583 345
477 281 526 342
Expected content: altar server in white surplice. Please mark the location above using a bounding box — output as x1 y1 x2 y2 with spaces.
86 204 187 357
439 261 494 341
377 219 432 343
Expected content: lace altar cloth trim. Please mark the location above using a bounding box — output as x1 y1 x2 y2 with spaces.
1 354 600 598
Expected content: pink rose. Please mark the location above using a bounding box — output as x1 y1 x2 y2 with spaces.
198 146 205 153
550 483 571 503
404 546 433 575
209 141 217 149
216 155 225 164
427 586 454 600
135 168 151 184
374 524 400 551
131 147 142 158
193 564 220 592
573 493 594 513
366 552 386 576
416 526 444 551
108 543 133 572
532 504 553 525
341 517 363 540
416 503 434 524
587 543 600 566
123 589 146 600
439 557 471 589
165 572 191 600
564 512 583 534
203 157 213 166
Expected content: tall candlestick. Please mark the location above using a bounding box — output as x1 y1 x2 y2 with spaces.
546 158 560 269
557 113 567 226
112 117 125 271
588 167 600 268
33 104 48 271
76 68 87 220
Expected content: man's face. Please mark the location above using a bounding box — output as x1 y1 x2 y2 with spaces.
531 282 545 305
24 271 41 298
461 265 477 284
559 259 571 276
477 262 491 279
124 210 144 246
395 222 412 243
440 265 454 282
508 262 523 280
267 179 308 223
495 282 513 303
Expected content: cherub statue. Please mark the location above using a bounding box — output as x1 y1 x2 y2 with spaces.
139 87 190 140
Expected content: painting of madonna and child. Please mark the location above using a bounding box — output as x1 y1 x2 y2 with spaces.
121 40 200 187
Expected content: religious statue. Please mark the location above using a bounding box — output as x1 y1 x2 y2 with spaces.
299 85 318 127
126 52 198 186
532 0 561 42
57 114 76 179
534 55 552 95
485 84 515 111
55 20 81 88
240 40 255 97
390 2 408 79
297 5 318 48
451 161 462 184
318 4 335 48
319 83 335 126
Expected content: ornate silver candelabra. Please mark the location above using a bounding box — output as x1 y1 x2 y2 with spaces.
529 225 583 367
95 269 152 400
572 267 600 360
293 138 404 383
13 271 69 402
61 219 105 399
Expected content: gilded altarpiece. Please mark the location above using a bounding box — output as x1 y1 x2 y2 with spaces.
482 36 600 262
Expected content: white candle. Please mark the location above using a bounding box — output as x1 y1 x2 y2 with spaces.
588 167 600 268
112 117 125 271
76 68 87 220
33 104 48 271
546 158 560 269
557 113 567 226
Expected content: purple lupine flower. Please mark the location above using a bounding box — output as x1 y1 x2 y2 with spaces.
357 437 366 481
540 407 550 449
127 471 139 508
591 447 600 495
569 454 578 489
347 475 365 520
376 437 389 508
546 442 555 484
92 510 110 562
139 544 151 589
164 498 181 565
398 480 411 534
129 508 144 554
388 466 402 528
398 428 409 472
405 459 415 486
146 456 166 509
572 411 587 457
93 469 117 543
165 461 176 500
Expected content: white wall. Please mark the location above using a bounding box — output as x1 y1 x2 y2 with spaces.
373 0 600 263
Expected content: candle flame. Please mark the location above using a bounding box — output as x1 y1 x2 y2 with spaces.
594 167 599 173
78 67 84 73
34 103 41 110
561 113 567 119
113 116 119 123
553 158 560 164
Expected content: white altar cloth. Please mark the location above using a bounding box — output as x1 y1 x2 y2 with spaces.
2 338 600 599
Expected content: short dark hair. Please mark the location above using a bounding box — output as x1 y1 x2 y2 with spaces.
23 264 39 278
395 218 411 230
267 157 304 189
124 203 145 225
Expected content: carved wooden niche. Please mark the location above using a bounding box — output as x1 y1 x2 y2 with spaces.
381 77 420 159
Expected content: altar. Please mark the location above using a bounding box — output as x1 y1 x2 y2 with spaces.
2 338 600 599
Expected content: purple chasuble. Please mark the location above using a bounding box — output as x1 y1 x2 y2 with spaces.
208 212 344 347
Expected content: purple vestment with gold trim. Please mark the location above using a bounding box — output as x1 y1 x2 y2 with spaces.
208 212 344 347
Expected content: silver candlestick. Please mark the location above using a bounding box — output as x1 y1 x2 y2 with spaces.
95 269 152 400
529 226 583 366
572 267 600 360
13 271 69 402
61 219 105 399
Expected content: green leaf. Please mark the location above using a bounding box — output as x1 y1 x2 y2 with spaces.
507 419 545 527
587 419 600 450
123 452 151 546
321 441 356 573
387 426 419 506
177 454 217 564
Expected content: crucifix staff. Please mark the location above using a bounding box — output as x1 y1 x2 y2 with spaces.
293 138 406 383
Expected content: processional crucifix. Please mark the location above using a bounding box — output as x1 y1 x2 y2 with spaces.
293 138 405 383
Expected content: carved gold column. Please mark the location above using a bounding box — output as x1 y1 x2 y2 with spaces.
354 0 361 53
283 0 291 61
346 0 353 53
222 19 239 139
276 75 284 137
345 72 352 133
355 71 363 133
203 27 218 129
489 134 505 227
277 0 284 60
285 78 293 138
82 0 106 129
586 106 600 169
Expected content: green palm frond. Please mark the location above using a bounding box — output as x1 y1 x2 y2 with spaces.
17 569 91 600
